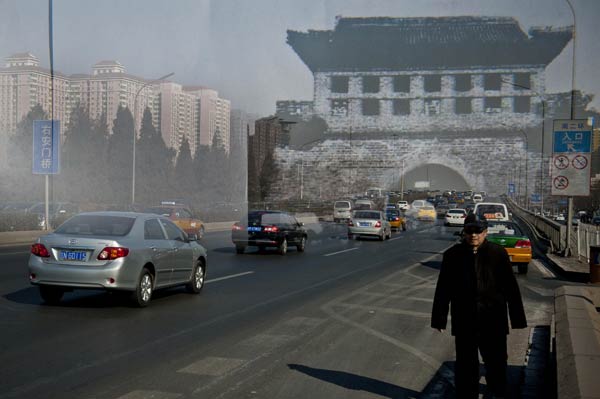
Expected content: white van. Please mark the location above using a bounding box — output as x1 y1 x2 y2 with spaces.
333 200 353 222
473 202 509 221
472 194 483 203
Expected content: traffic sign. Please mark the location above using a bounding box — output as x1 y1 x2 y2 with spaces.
551 119 591 196
32 120 60 175
508 183 515 194
553 119 592 153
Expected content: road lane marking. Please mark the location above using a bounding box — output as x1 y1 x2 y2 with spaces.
178 356 247 376
388 236 404 241
336 303 431 318
323 247 359 257
0 251 29 256
116 390 182 399
205 271 254 284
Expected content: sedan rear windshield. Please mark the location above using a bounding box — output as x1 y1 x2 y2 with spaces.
447 209 466 214
354 211 380 219
334 201 351 209
55 215 136 236
487 223 523 236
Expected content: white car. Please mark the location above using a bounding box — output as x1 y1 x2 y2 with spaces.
397 201 409 211
445 208 467 226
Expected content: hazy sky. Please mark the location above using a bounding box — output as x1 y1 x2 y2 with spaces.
1 0 598 116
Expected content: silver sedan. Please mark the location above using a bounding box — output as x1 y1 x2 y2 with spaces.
28 212 207 307
347 210 392 241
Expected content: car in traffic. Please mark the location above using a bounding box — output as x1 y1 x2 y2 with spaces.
473 202 509 221
436 204 449 219
485 220 532 274
416 205 436 221
27 202 81 229
333 200 353 223
348 210 392 241
144 202 205 238
444 208 467 226
28 212 208 307
231 210 307 255
396 200 409 211
353 199 376 210
385 209 407 231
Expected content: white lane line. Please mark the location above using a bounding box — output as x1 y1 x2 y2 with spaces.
323 247 359 257
178 356 247 376
388 236 404 242
532 259 556 278
0 251 29 256
116 390 182 399
205 271 254 284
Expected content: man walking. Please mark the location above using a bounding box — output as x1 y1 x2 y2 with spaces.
431 213 527 398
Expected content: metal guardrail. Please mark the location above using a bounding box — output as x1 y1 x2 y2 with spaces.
573 222 600 263
506 198 567 253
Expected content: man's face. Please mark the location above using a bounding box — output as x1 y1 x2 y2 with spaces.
463 226 487 247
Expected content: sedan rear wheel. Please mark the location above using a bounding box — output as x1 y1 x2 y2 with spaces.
39 285 64 305
518 263 528 274
278 238 288 255
131 268 153 307
235 245 245 254
186 261 205 293
379 231 385 241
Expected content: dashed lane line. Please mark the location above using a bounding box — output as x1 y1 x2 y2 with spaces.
205 271 254 284
323 247 359 257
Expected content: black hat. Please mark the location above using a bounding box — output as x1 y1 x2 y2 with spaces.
464 213 488 229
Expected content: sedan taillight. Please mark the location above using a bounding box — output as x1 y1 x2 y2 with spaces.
31 243 50 258
374 221 381 228
348 220 354 227
263 225 279 233
98 247 129 260
232 223 243 231
515 240 531 248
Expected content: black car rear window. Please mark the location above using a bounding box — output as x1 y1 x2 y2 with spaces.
355 211 380 219
55 215 136 236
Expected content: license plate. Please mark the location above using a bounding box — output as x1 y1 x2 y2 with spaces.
247 226 261 232
359 222 370 227
59 250 88 261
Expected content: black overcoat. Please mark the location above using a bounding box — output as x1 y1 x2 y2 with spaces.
431 239 527 336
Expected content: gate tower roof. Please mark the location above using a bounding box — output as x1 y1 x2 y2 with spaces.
287 16 572 72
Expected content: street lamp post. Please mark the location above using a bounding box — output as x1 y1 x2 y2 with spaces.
501 79 545 213
131 72 174 205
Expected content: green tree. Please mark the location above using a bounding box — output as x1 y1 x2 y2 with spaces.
174 137 195 200
258 151 279 201
106 106 134 205
135 107 175 205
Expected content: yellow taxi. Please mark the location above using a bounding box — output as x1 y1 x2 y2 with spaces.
385 209 407 231
485 220 532 274
144 202 205 238
417 205 436 221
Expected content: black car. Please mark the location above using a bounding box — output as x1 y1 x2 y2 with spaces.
231 210 308 255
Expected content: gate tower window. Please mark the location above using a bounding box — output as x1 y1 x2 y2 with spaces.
393 99 410 115
514 96 531 113
455 98 472 114
330 99 348 116
484 97 502 112
484 74 502 91
393 76 410 93
331 76 349 93
362 76 380 93
424 75 442 93
362 99 380 116
513 73 531 90
455 74 472 92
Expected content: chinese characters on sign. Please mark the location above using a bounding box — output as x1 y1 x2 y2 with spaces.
551 119 591 196
32 120 60 175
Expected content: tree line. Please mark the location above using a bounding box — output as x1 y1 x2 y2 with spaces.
1 104 246 216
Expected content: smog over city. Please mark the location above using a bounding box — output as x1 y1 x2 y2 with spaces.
1 2 600 398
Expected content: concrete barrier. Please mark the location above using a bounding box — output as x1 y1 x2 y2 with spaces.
554 285 600 399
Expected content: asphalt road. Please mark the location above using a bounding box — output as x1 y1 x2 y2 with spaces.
0 219 566 399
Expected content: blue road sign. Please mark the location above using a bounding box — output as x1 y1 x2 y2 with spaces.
32 120 60 174
531 193 541 203
553 120 592 153
508 183 515 194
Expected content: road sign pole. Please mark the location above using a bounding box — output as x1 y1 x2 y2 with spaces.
45 175 49 231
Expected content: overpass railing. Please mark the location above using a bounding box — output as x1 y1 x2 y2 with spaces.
506 198 567 253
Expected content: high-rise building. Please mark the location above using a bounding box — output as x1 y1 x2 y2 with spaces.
0 53 232 156
0 53 70 136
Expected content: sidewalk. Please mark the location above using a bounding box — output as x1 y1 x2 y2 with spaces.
547 253 590 275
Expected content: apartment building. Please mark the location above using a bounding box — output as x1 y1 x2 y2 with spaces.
0 53 231 156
